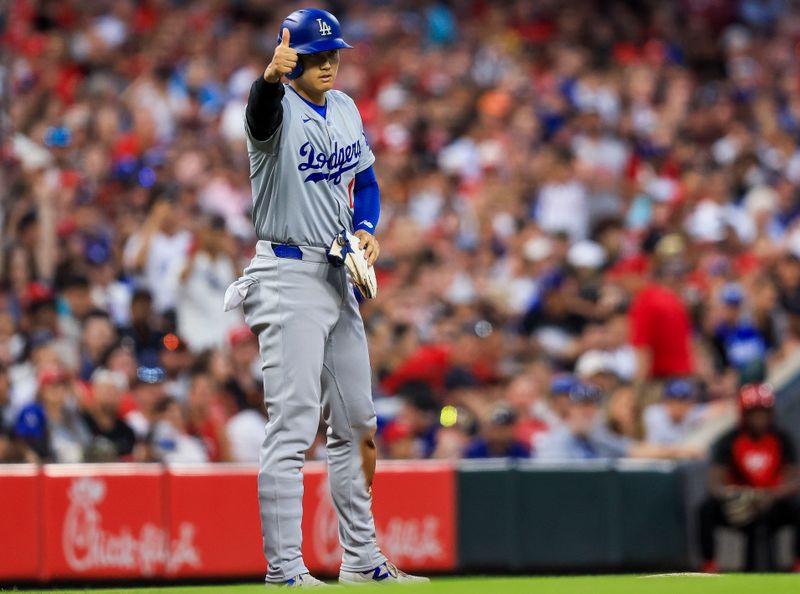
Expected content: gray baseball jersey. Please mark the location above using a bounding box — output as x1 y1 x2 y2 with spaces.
244 85 374 247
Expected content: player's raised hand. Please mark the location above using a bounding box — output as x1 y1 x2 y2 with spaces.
264 28 298 83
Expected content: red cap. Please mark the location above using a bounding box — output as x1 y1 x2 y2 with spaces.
228 324 255 348
38 367 69 387
607 254 650 280
25 282 54 305
739 383 775 413
382 422 413 445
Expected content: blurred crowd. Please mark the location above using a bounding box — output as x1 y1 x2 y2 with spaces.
3 0 800 465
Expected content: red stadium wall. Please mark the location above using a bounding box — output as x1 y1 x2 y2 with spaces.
0 461 456 583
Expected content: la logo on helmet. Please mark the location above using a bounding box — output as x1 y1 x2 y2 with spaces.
317 18 332 36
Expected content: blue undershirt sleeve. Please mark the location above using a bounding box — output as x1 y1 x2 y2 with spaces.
352 165 380 234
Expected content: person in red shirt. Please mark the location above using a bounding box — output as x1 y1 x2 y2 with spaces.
628 235 694 421
629 235 693 381
699 384 800 573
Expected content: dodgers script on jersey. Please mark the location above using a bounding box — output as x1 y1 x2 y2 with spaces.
244 86 374 247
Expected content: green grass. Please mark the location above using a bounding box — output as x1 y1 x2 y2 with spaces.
10 575 800 594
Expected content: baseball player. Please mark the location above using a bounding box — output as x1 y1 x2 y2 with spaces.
223 8 427 588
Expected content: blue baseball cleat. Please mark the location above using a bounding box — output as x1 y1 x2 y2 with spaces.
339 561 429 585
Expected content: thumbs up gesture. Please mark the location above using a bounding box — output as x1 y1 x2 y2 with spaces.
264 28 298 83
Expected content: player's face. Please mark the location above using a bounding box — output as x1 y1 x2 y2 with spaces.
299 50 340 94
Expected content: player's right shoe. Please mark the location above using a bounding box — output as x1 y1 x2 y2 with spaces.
339 561 429 585
265 573 328 588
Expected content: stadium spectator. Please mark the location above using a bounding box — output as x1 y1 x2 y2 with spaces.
389 382 442 459
176 215 242 353
119 289 164 367
381 421 418 460
535 383 631 460
102 342 140 393
643 379 708 446
14 367 90 463
122 198 191 316
709 283 769 372
504 374 549 446
79 310 118 381
225 325 261 411
124 366 167 440
185 370 231 463
606 384 640 440
629 235 694 407
226 392 268 464
464 404 531 459
699 384 800 573
547 374 579 425
57 275 93 346
150 397 209 464
81 368 136 461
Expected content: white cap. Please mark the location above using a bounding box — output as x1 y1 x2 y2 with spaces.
523 236 553 262
575 350 616 379
686 201 726 242
744 185 777 217
91 368 129 391
567 240 606 269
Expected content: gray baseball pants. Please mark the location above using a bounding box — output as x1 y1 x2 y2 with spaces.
236 240 386 583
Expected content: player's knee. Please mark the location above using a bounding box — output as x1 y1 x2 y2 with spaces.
351 412 377 438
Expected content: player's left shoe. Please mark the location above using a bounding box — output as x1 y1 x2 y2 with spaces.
339 561 429 585
266 573 328 588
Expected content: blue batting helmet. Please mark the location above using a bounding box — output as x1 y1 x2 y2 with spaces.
278 8 352 80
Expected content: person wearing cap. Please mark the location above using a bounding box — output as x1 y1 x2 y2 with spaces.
699 383 800 573
711 283 768 373
81 368 137 461
536 383 631 460
628 234 694 410
124 365 167 440
14 366 90 463
381 421 418 460
464 403 531 459
575 349 620 394
548 374 579 424
643 379 708 446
